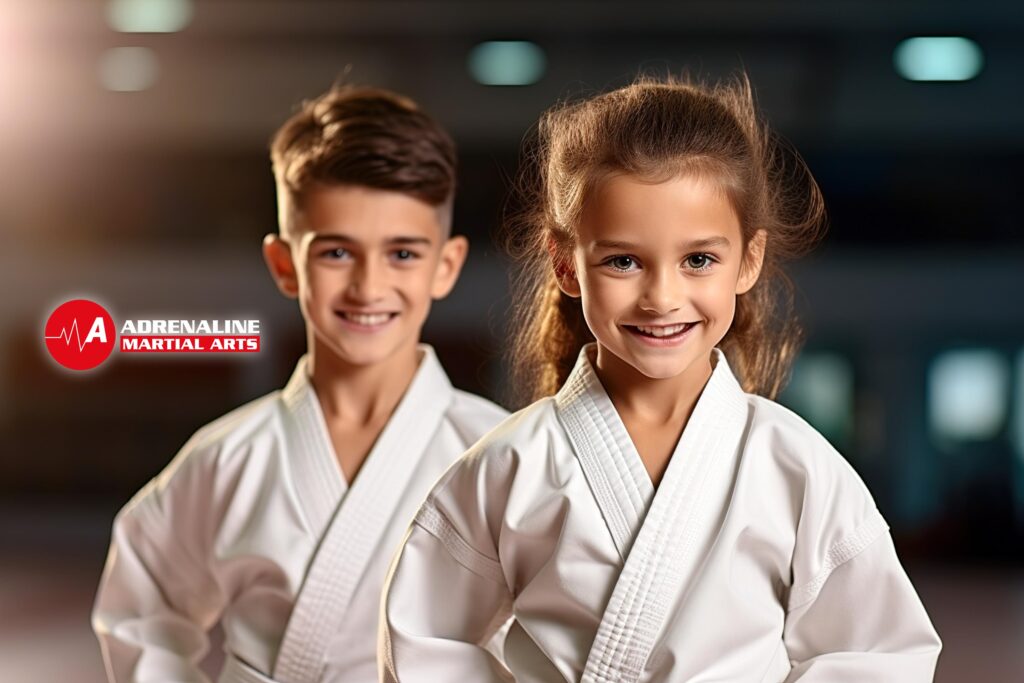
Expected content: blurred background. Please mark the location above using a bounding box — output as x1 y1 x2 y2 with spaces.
2 0 1023 680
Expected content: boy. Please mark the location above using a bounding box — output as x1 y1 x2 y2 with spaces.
92 85 508 682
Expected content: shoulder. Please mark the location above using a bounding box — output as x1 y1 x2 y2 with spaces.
470 397 561 461
178 389 286 466
420 398 563 546
431 397 562 494
444 388 511 445
744 393 874 506
130 389 287 508
113 387 288 540
745 393 830 451
191 389 284 444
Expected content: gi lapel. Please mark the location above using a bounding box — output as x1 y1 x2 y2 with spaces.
273 344 455 682
555 344 655 561
576 348 749 683
281 356 347 541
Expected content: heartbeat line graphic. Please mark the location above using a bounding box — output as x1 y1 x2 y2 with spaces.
45 318 94 352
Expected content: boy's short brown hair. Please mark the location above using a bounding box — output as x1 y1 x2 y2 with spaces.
270 85 457 233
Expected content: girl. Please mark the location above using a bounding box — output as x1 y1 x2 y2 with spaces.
379 75 941 682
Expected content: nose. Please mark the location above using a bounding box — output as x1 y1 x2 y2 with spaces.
346 256 387 302
637 265 682 316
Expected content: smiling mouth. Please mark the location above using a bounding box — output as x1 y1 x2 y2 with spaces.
335 311 399 327
623 322 698 339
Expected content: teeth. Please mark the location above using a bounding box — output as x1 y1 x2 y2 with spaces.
342 312 393 326
635 323 691 337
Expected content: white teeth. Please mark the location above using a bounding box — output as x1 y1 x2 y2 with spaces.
342 312 392 326
635 323 691 337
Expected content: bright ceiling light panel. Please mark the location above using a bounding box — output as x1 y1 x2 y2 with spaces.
468 41 546 86
894 36 984 82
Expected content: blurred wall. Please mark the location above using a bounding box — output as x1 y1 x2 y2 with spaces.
1 1 1023 680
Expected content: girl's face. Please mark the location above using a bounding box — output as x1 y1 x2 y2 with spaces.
557 173 765 383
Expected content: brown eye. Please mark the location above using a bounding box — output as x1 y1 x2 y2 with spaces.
685 254 713 271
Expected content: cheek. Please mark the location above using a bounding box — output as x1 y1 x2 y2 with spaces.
397 264 438 305
580 274 633 319
302 265 340 300
424 255 450 294
693 278 738 323
293 268 322 321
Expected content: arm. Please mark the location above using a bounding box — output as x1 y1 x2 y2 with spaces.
379 455 515 683
92 453 227 682
782 513 941 681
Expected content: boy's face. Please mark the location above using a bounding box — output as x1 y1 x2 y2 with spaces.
555 173 765 383
263 184 467 368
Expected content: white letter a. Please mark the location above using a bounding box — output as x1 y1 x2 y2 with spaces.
84 317 107 344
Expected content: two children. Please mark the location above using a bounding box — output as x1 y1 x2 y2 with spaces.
92 87 507 682
380 77 942 681
95 74 941 683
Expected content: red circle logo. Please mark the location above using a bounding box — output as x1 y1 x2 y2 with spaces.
44 299 116 370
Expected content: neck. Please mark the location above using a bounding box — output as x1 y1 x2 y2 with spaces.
306 335 422 424
593 344 714 426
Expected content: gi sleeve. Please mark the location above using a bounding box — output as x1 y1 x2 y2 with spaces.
379 448 515 683
782 523 941 681
781 438 941 681
92 443 227 682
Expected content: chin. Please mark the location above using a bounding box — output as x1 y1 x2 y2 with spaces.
337 349 390 367
630 360 689 380
320 336 398 367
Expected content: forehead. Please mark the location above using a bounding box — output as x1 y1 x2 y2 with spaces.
577 173 741 247
289 184 448 243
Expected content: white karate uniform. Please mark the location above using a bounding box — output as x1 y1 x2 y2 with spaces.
92 344 508 683
381 343 941 682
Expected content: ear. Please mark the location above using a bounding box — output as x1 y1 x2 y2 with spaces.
262 233 300 299
547 235 581 298
736 229 767 295
430 235 469 299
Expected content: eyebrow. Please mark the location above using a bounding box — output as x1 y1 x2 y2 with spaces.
309 233 433 247
593 236 731 250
